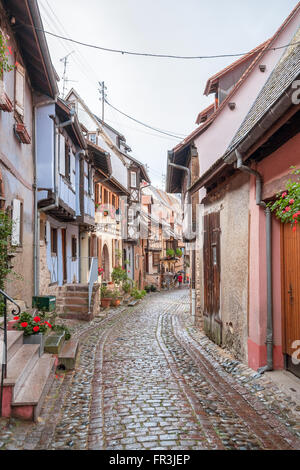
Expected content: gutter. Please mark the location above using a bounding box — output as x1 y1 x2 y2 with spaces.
235 150 273 373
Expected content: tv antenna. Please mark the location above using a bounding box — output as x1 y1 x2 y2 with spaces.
60 51 77 98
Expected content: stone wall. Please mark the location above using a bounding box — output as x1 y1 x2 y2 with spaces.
195 171 250 363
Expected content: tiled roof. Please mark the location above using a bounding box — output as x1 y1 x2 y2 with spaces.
226 27 300 155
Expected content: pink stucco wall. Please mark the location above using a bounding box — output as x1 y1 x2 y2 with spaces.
248 132 300 370
194 9 300 178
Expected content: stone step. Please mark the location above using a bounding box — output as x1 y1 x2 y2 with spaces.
11 355 56 421
58 312 92 321
4 344 40 399
61 304 89 313
58 339 79 370
64 297 88 306
0 330 24 362
44 332 65 354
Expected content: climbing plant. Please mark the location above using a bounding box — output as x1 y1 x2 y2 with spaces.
0 211 15 314
0 31 15 79
268 167 300 232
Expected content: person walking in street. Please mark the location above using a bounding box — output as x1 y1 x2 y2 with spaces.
177 273 183 288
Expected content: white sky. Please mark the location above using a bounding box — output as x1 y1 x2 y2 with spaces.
38 0 299 188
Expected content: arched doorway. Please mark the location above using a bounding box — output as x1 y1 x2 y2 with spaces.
102 244 110 281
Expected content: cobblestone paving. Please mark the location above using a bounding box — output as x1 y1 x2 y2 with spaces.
0 289 300 450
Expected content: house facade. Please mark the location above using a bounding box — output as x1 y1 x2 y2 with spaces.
222 29 300 376
0 0 57 307
36 98 90 295
166 4 300 368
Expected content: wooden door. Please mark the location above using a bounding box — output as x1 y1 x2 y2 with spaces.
282 223 300 376
61 228 67 283
203 212 221 316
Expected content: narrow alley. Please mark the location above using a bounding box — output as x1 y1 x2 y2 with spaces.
1 289 299 451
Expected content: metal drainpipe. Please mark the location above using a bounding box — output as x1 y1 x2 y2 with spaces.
236 150 273 373
168 156 196 320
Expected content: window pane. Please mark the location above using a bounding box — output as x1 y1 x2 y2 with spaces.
130 171 137 188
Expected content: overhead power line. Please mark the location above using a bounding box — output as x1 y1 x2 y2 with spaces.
104 99 186 140
24 25 300 60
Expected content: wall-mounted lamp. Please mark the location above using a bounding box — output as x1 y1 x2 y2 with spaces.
228 102 236 111
259 65 266 72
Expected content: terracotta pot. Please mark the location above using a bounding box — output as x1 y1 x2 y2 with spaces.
101 298 111 308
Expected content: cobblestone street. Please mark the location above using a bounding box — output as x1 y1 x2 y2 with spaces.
0 289 300 451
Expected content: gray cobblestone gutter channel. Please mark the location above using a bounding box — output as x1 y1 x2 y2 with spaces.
0 289 299 450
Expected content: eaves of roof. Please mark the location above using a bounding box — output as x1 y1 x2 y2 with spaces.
203 40 269 96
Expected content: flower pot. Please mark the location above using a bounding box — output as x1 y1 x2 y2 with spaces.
101 298 112 308
23 333 45 357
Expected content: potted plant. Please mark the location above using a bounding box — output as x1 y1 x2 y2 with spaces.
100 285 113 308
176 248 183 258
13 312 52 356
111 288 122 307
166 249 175 259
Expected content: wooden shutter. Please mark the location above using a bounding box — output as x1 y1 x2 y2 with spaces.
59 134 65 175
15 64 25 117
70 152 75 188
203 212 221 316
11 199 22 246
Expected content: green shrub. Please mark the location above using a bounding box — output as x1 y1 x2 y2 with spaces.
122 280 132 294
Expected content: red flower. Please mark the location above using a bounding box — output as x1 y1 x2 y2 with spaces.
33 316 41 323
33 326 40 332
289 199 295 205
45 321 52 328
21 322 28 328
14 316 19 320
282 192 287 198
285 206 291 212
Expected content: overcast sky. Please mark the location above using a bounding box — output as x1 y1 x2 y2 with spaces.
38 0 299 188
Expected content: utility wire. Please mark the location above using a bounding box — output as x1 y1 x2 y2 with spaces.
23 24 300 60
105 99 186 140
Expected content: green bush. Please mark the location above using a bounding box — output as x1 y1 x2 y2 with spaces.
150 284 157 292
166 249 175 257
122 280 132 294
111 266 128 285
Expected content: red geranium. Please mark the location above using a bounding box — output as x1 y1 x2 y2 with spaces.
21 322 28 328
33 316 41 322
33 326 40 332
14 316 19 320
